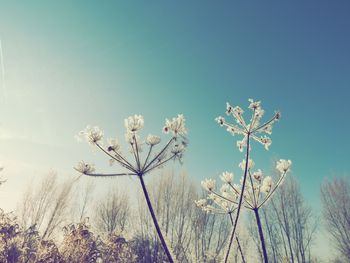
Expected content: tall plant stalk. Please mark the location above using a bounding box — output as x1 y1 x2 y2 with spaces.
229 213 246 263
198 99 289 262
139 175 174 263
224 134 250 263
254 208 268 263
75 114 188 263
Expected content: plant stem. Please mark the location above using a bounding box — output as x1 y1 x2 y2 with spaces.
139 175 174 263
254 208 268 263
224 134 250 263
229 213 246 263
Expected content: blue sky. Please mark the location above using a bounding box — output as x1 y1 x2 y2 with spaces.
0 1 349 257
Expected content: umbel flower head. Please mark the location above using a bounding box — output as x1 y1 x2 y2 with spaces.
196 159 292 214
75 114 188 177
215 99 280 151
124 114 144 132
163 114 187 137
75 114 188 263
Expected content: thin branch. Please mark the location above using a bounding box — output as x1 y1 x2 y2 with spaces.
144 154 176 174
143 137 175 172
96 143 136 172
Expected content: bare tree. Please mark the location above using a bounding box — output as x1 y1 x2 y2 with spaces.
94 187 130 234
257 176 317 263
18 172 57 232
17 172 74 239
321 176 350 261
71 181 95 222
42 178 74 239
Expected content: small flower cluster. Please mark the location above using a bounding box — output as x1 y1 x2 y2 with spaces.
215 99 280 151
196 159 292 213
163 114 187 136
75 114 187 177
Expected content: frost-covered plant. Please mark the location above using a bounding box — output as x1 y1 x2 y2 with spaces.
195 185 246 263
75 114 187 263
101 233 137 262
198 99 288 263
198 160 291 262
0 209 50 262
35 239 63 262
0 209 22 262
60 221 101 262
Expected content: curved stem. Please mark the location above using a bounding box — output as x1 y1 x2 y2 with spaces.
138 175 174 263
224 134 250 263
254 208 268 263
258 171 287 209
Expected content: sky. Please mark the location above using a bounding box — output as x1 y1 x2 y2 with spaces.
0 0 349 259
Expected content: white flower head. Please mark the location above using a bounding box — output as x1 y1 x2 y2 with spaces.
75 161 95 174
226 102 234 115
124 114 144 132
217 99 281 151
215 116 225 126
248 98 261 110
201 179 216 191
261 176 273 193
236 137 248 152
107 138 120 152
77 126 104 145
253 135 272 150
195 199 207 208
253 169 263 181
171 143 185 155
239 158 255 171
220 171 234 184
163 114 187 136
232 106 244 117
276 159 292 174
261 124 273 134
146 134 161 146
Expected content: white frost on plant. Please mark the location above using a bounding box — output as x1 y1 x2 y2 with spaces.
124 114 144 132
276 159 292 174
163 114 187 136
107 138 120 152
201 179 216 191
75 161 95 174
146 134 161 146
239 159 255 171
76 126 104 145
220 171 234 184
216 99 281 151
